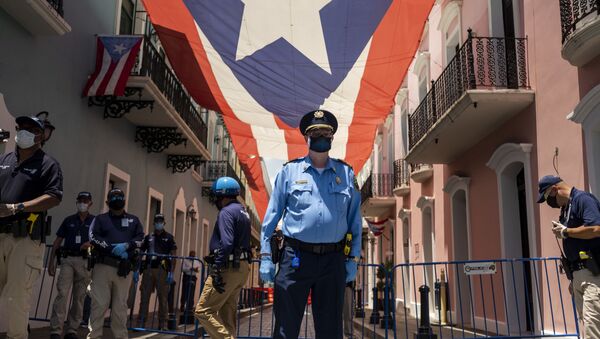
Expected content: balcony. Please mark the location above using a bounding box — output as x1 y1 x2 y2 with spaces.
406 30 534 164
249 210 261 241
560 0 600 66
410 163 434 183
198 161 246 200
393 159 410 196
0 0 71 35
121 38 209 160
360 173 395 218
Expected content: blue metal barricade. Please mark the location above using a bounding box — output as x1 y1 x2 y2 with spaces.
27 253 579 339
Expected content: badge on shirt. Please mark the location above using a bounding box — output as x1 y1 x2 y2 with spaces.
75 235 81 244
121 218 129 227
335 176 341 184
295 180 308 184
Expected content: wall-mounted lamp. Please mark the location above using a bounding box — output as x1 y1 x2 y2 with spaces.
187 205 197 220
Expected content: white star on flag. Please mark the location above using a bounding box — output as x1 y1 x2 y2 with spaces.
113 43 127 55
236 0 332 74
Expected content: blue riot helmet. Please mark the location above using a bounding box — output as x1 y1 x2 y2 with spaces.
212 176 241 197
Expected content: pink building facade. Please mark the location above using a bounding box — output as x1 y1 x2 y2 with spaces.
360 0 600 335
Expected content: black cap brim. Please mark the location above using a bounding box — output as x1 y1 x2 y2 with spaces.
16 116 44 130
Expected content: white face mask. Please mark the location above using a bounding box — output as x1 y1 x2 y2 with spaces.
77 203 89 213
15 130 37 149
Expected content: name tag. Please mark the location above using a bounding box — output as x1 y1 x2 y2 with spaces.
295 180 308 184
75 236 81 244
121 218 129 227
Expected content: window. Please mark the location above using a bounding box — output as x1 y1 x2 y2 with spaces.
119 0 135 35
146 187 164 232
103 163 130 213
438 1 462 66
413 52 430 102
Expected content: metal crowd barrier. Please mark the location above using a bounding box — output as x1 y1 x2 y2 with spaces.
27 249 579 339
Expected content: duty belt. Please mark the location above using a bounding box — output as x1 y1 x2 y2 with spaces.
59 248 86 257
97 255 122 268
284 236 344 255
228 252 250 261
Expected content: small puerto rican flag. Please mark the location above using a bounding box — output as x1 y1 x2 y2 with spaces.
82 35 143 97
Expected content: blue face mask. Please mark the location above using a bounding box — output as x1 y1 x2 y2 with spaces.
154 222 165 231
308 136 332 153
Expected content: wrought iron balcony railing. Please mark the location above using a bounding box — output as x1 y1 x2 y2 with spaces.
134 38 208 149
46 0 64 17
559 0 600 43
199 160 246 199
360 173 394 203
393 159 410 188
408 30 529 150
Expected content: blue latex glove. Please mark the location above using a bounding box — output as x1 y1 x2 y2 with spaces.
112 243 129 257
166 271 174 284
259 257 275 283
345 261 358 283
133 271 139 283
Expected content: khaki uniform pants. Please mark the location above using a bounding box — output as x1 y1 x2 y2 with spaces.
138 267 169 327
573 268 600 339
0 234 44 339
86 263 132 339
50 256 92 335
195 261 250 339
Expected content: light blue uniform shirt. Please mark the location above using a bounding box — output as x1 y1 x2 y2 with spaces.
261 156 362 258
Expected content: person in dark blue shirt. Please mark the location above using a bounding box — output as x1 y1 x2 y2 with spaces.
136 213 177 330
87 188 144 339
538 175 600 338
48 191 95 339
194 177 251 339
0 115 63 339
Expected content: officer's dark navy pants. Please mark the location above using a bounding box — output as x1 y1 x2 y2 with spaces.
273 245 345 339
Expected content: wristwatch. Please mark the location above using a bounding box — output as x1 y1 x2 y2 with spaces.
16 203 25 213
347 256 360 263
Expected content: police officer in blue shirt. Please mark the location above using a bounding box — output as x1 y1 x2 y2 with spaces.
260 110 363 339
48 191 95 339
538 175 600 337
194 176 252 339
87 188 144 339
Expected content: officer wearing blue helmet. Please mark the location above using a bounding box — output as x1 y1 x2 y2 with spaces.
194 176 251 339
260 110 362 339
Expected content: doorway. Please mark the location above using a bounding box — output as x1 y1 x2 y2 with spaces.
451 189 471 327
422 206 435 316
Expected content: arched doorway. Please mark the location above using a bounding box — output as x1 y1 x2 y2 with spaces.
444 176 472 326
487 143 539 335
417 196 435 318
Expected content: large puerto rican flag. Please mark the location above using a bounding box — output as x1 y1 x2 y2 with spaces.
142 0 433 218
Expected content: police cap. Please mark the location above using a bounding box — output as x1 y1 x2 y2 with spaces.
299 110 338 135
154 213 165 222
16 115 45 131
77 191 92 200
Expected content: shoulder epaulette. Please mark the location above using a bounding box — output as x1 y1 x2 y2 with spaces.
332 158 353 171
283 157 304 167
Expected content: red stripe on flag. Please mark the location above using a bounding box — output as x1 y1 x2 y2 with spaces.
95 61 118 97
143 0 270 218
82 38 106 97
348 0 433 171
273 116 306 160
113 39 143 96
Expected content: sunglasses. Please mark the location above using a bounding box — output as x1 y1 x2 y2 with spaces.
306 129 333 138
16 126 43 134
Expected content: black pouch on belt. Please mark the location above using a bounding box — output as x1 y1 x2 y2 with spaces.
587 248 600 275
270 230 283 264
117 259 131 277
232 248 241 269
560 255 574 280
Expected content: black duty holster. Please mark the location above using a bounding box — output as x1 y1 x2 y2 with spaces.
270 230 284 264
560 255 574 280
